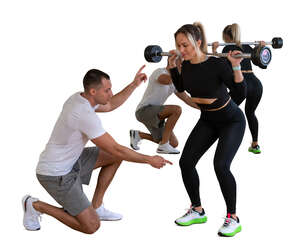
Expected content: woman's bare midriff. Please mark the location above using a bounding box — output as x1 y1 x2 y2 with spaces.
191 97 231 112
191 97 217 105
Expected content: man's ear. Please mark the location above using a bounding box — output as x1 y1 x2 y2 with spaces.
90 88 96 96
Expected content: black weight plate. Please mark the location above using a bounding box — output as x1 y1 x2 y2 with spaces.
272 37 283 49
144 45 163 63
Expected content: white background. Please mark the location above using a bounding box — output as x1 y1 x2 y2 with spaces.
1 0 299 248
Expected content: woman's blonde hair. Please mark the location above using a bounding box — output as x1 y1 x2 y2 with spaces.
174 22 208 56
222 23 241 47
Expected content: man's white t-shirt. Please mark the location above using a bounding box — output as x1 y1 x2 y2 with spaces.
36 92 106 176
136 68 176 111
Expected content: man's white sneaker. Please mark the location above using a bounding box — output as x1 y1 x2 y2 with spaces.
130 130 141 150
157 142 180 154
96 203 123 221
218 214 242 237
175 208 207 226
22 195 41 231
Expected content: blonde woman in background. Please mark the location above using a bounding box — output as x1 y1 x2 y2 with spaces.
212 23 266 154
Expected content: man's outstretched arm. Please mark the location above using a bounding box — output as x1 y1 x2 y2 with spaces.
96 65 147 112
91 133 172 169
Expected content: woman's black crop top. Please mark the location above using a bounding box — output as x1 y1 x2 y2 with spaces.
170 56 245 110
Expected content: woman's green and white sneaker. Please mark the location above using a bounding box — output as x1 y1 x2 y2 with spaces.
175 208 207 226
248 145 261 154
218 214 242 237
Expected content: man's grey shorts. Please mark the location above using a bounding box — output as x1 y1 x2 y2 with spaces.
36 147 99 216
135 105 165 142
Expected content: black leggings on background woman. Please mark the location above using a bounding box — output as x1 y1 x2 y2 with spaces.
243 73 263 143
213 23 265 154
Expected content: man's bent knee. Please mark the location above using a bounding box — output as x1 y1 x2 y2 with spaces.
77 206 101 234
83 220 100 234
173 105 182 116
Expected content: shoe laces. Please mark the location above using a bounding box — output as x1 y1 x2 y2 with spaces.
223 213 239 227
99 204 114 215
223 218 232 227
183 208 194 217
222 214 234 227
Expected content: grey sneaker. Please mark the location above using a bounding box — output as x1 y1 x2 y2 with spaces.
96 203 123 221
22 195 41 231
157 142 180 154
130 130 141 150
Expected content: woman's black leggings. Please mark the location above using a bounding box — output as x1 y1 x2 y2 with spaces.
232 73 263 142
244 73 263 142
179 100 245 214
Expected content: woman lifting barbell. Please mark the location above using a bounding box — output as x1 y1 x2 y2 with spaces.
212 23 265 154
168 22 246 237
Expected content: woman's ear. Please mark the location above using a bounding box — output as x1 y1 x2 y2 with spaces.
197 39 202 48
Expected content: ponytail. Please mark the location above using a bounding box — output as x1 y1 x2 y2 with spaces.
231 23 241 47
223 23 242 47
193 22 207 53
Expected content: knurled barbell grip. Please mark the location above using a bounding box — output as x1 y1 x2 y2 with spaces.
206 52 251 59
159 52 172 56
159 51 250 59
207 37 283 49
207 42 272 46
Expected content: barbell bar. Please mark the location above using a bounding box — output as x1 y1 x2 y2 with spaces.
144 45 272 68
207 37 283 49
